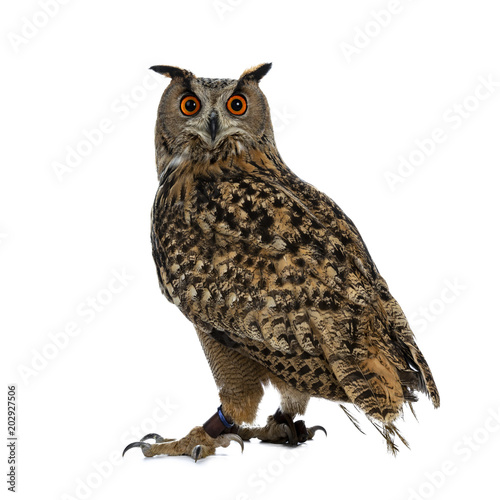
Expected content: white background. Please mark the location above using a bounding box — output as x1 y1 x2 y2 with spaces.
2 1 500 499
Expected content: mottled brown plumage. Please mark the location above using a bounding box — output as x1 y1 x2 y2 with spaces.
123 63 439 461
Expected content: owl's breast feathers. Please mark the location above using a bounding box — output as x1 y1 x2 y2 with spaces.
151 148 440 425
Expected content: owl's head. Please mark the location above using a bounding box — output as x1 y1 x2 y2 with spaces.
151 63 274 162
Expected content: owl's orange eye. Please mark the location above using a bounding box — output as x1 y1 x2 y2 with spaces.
227 95 247 115
180 95 201 116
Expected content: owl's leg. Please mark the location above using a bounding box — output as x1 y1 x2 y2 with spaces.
123 328 267 461
235 377 327 445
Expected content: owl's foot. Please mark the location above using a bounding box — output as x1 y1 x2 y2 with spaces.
235 409 327 445
122 426 243 461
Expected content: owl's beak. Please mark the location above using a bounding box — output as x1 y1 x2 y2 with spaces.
208 110 219 142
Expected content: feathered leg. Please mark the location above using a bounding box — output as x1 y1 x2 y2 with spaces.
123 327 268 460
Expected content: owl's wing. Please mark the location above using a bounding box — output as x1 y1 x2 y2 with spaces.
154 171 439 426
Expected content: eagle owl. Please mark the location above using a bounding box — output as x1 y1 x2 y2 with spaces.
123 63 440 461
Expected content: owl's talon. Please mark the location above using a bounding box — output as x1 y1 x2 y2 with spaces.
294 420 308 442
122 441 153 457
141 433 169 443
192 445 203 462
308 425 327 438
280 423 295 444
220 433 244 452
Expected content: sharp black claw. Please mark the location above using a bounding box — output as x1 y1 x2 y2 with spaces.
279 423 295 444
141 433 164 443
122 441 152 457
309 425 327 438
192 445 202 462
225 433 244 452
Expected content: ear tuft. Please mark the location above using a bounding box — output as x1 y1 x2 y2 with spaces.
149 65 195 80
239 63 272 83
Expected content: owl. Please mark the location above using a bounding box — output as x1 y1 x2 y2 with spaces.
123 63 440 461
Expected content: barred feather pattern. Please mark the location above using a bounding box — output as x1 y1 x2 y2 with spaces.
151 135 440 439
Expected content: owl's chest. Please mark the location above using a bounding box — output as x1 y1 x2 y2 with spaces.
153 176 277 315
151 187 216 307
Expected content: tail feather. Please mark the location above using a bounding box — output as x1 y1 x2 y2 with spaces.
408 345 440 408
369 419 410 455
339 404 366 435
382 295 440 408
327 289 439 454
